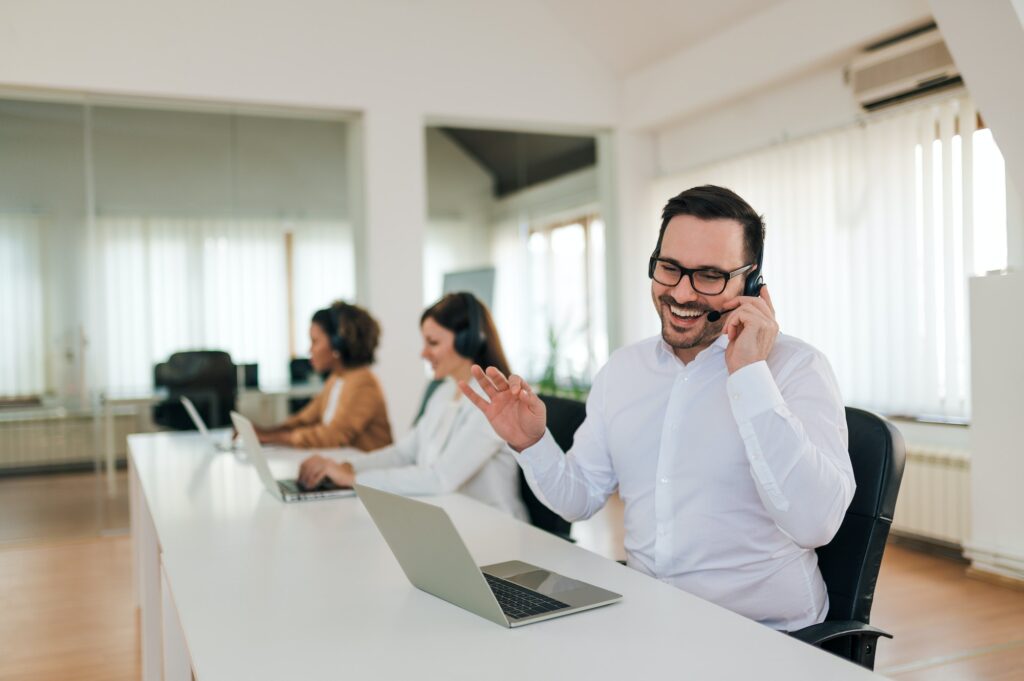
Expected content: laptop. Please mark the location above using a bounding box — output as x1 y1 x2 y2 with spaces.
355 483 621 627
181 396 239 451
230 411 355 502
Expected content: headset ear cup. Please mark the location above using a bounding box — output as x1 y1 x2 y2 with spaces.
455 293 485 360
744 249 765 297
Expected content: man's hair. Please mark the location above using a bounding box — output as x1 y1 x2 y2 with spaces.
311 301 381 368
655 185 765 263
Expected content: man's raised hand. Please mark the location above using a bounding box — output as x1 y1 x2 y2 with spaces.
458 365 546 452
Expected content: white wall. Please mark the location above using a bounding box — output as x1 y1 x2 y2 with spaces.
424 128 495 305
656 64 862 176
622 0 929 130
966 272 1024 580
928 0 1024 578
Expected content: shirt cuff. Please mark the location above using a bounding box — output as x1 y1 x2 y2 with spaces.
517 430 562 472
726 360 785 424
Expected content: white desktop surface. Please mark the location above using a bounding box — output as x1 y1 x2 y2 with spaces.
129 431 884 680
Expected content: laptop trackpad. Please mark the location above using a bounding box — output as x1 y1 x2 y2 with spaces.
504 569 587 597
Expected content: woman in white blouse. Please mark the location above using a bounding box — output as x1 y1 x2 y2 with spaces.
297 292 527 520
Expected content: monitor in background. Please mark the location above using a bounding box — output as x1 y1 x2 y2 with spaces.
442 267 495 310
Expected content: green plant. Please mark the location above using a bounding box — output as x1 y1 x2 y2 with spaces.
532 325 590 401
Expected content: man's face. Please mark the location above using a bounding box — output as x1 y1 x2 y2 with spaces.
651 215 750 359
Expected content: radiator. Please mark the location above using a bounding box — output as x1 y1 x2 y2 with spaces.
891 445 971 547
0 409 143 472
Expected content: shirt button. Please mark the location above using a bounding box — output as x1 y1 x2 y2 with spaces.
731 393 740 401
659 477 669 484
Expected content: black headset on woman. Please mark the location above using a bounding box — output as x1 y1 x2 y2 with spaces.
453 293 486 360
328 304 349 363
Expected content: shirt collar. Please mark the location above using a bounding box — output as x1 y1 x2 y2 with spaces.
656 333 730 367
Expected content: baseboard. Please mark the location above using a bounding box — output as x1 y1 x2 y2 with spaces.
966 566 1024 592
963 541 1024 584
889 532 968 563
0 459 128 478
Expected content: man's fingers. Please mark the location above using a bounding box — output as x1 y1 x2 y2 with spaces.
458 380 491 411
485 366 511 391
471 364 500 399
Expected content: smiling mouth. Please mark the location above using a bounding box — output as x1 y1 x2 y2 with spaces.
665 301 706 326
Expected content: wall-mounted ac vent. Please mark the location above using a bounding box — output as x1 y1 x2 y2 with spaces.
849 23 962 112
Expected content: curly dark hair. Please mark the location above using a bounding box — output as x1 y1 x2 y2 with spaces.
311 301 381 368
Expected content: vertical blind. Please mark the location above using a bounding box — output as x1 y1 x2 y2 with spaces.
0 215 45 397
654 95 1007 420
87 216 355 393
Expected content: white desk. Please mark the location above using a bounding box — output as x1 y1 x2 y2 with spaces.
106 382 319 495
129 431 886 680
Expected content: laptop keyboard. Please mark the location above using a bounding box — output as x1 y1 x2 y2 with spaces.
483 573 569 620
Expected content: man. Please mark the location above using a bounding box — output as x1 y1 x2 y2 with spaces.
460 185 854 630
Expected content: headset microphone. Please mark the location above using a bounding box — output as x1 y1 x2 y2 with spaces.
707 309 724 323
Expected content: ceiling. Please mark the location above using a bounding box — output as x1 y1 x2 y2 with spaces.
539 0 786 75
440 127 596 197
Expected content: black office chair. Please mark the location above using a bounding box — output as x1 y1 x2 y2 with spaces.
521 394 584 541
789 407 906 670
152 350 237 430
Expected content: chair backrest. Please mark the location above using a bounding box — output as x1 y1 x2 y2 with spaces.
153 350 237 429
520 394 585 539
816 407 906 624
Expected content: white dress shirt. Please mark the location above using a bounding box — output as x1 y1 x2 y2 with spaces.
519 333 855 630
351 379 528 520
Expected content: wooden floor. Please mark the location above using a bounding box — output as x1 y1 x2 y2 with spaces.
0 470 129 545
0 536 139 681
1 475 1023 680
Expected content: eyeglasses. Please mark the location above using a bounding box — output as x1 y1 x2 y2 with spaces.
648 257 754 295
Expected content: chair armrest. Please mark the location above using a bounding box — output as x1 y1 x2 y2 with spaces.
790 620 893 647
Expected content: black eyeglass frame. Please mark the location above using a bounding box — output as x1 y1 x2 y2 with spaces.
647 257 755 295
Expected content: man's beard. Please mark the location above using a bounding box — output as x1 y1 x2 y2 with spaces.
656 294 724 350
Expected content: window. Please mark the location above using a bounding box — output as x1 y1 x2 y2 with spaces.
655 96 1007 420
524 215 607 393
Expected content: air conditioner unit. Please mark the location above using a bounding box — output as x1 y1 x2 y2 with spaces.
849 24 962 112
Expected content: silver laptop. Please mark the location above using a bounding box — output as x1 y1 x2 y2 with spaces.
355 484 621 627
181 396 239 451
230 411 355 502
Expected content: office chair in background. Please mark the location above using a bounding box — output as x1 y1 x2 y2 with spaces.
152 350 237 430
789 407 906 670
523 394 583 541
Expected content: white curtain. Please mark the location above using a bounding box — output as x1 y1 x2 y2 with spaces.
291 220 357 357
0 214 45 397
654 95 1007 420
87 216 353 394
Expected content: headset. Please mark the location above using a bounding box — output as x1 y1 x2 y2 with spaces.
744 247 765 298
453 293 486 360
328 304 349 363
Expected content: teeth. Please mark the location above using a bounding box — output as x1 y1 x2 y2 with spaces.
669 303 703 318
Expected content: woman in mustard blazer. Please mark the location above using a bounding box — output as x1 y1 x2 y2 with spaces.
255 302 392 450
